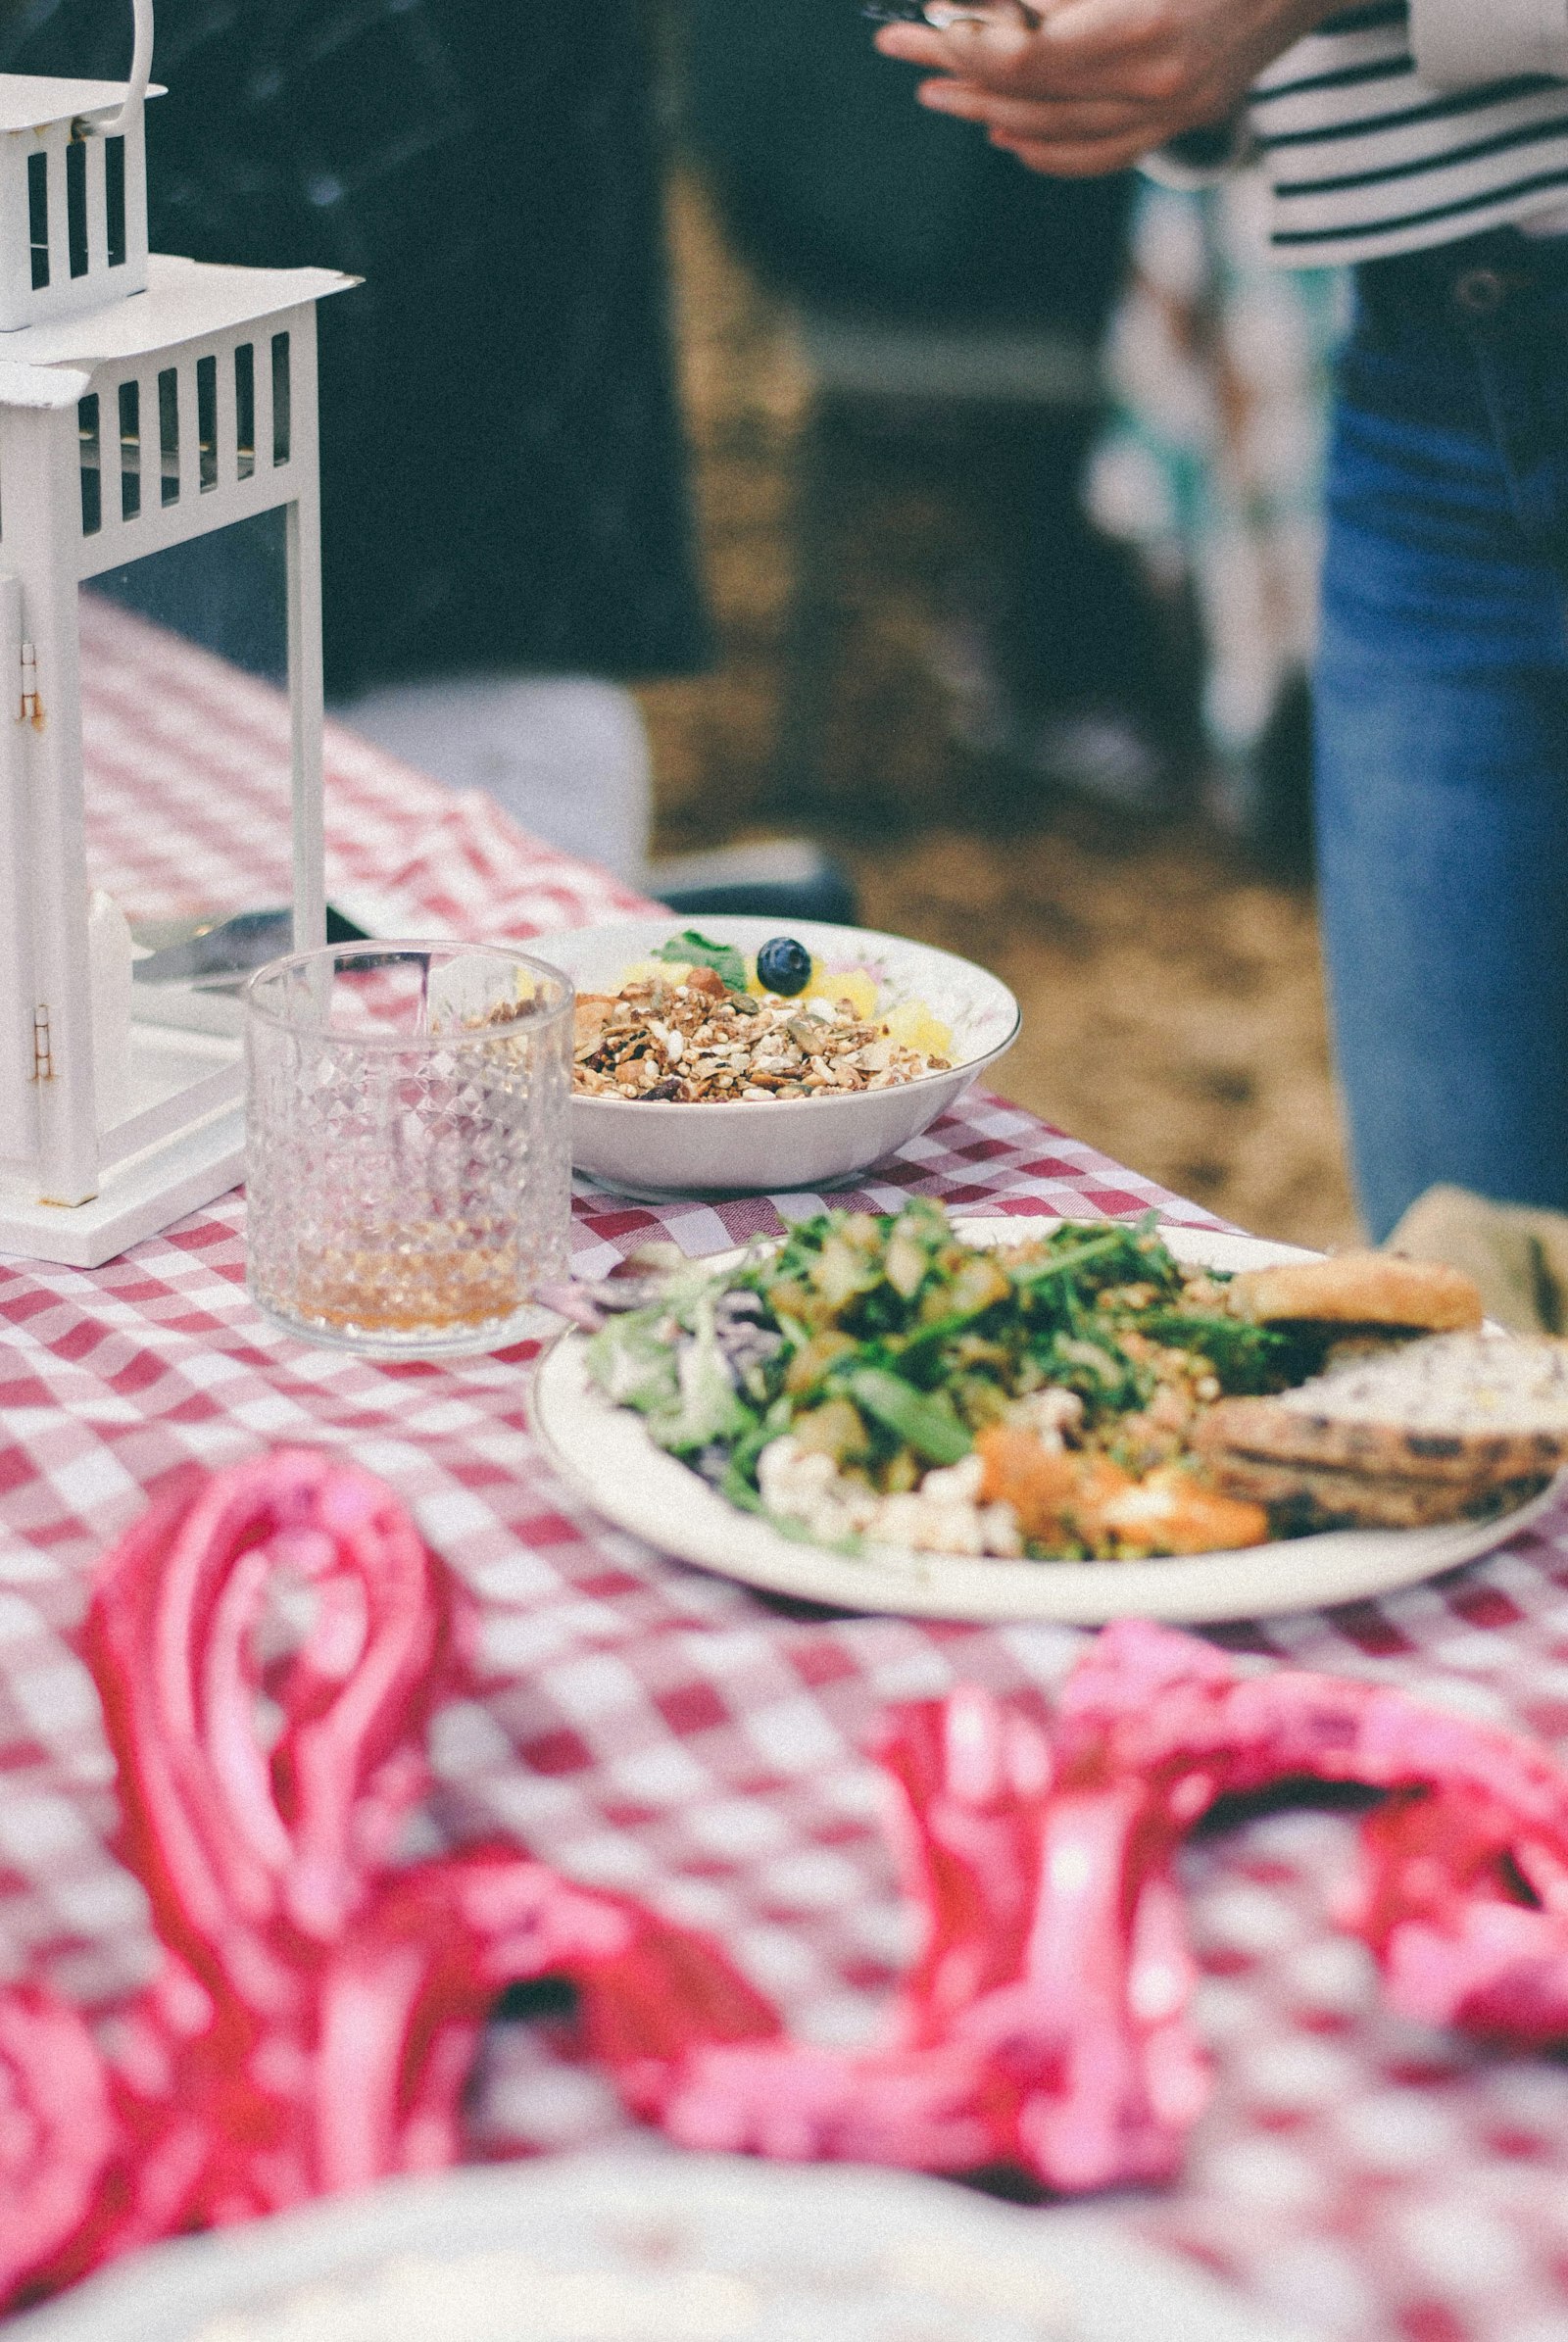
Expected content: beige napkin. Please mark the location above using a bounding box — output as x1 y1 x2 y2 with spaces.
1386 1185 1568 1336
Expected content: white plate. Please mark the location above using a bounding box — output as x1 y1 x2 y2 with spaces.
12 2149 1314 2342
531 916 1020 1200
532 1221 1562 1627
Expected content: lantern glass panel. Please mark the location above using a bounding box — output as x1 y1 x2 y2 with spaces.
87 505 288 683
65 139 89 280
78 516 292 1111
27 151 50 289
106 136 128 269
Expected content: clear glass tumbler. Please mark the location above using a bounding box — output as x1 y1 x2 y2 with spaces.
245 942 573 1358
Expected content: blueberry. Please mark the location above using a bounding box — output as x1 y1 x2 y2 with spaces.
756 937 812 997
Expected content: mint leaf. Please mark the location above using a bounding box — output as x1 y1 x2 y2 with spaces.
654 931 747 993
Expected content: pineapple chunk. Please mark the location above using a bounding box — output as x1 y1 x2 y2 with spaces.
619 957 692 988
886 1001 955 1058
822 968 881 1022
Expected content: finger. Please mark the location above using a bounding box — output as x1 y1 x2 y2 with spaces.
888 13 1176 102
873 24 961 65
873 16 1034 69
875 13 1052 86
993 125 1159 172
918 77 1159 137
1034 0 1170 67
929 11 1039 65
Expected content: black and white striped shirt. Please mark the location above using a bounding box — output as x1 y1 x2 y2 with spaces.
1245 0 1568 263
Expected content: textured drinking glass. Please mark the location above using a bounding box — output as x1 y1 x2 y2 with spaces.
245 943 573 1357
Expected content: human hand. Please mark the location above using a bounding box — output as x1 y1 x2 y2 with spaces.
873 0 1342 176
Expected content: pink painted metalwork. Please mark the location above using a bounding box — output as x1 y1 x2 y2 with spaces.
6 1453 1568 2313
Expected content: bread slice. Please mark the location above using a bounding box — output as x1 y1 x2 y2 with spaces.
1202 1451 1547 1533
1195 1332 1568 1486
1225 1251 1483 1333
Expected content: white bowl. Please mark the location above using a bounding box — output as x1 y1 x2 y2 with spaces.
531 915 1020 1199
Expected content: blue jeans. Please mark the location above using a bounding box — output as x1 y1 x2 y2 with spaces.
1314 230 1568 1241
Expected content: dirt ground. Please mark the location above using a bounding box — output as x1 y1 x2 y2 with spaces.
638 179 1361 1251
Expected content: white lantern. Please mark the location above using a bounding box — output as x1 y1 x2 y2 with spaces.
0 0 352 1267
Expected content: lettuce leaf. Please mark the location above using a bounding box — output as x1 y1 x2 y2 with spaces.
643 1294 753 1454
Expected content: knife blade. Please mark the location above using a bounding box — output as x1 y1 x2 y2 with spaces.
132 904 371 988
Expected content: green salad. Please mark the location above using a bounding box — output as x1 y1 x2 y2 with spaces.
584 1202 1308 1530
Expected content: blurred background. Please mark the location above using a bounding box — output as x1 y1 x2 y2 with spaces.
639 2 1358 1248
1 0 1359 1248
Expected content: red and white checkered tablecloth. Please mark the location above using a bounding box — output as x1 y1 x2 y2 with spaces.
5 609 1568 2342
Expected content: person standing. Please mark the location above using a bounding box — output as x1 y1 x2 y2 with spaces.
874 0 1568 1239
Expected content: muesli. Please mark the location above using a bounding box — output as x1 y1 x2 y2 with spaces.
572 930 954 1104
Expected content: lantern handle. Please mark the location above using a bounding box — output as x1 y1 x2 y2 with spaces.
94 0 153 136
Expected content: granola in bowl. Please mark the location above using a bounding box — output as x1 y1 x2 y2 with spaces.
573 962 949 1104
534 915 1020 1198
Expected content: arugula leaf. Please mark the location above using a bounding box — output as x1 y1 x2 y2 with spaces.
1009 1231 1142 1292
654 930 748 993
1137 1309 1305 1394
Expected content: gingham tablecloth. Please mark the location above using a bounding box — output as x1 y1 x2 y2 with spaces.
5 610 1568 2342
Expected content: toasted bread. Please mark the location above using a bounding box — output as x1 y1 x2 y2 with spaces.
1197 1331 1568 1534
1195 1399 1566 1485
1225 1251 1483 1333
1200 1451 1547 1532
1196 1333 1568 1486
